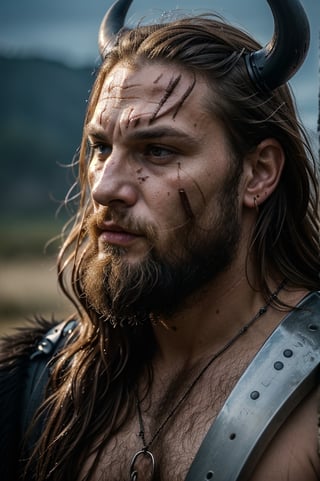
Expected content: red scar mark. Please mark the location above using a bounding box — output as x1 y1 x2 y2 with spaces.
153 73 164 84
149 74 182 124
179 188 194 220
172 77 196 120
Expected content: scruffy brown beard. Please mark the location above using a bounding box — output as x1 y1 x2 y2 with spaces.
82 173 241 327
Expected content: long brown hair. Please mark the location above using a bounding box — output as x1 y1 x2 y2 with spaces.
26 16 320 480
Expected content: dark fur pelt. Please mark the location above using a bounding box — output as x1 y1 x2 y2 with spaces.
0 317 58 481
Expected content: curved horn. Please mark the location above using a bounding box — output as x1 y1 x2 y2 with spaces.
245 0 310 91
98 0 133 57
98 0 310 90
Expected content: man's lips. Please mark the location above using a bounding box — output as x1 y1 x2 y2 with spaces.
97 222 143 247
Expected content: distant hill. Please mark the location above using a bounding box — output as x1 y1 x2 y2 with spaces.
0 55 95 220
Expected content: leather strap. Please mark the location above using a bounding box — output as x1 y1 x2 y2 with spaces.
185 291 320 481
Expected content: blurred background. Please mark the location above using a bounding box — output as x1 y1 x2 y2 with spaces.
0 0 319 333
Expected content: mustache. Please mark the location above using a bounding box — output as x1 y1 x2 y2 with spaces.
85 207 158 242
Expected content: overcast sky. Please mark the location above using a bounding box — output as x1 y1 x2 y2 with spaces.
0 0 319 132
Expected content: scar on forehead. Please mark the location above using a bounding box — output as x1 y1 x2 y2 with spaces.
149 74 182 123
125 108 134 129
172 76 196 120
133 117 141 128
99 104 109 125
124 111 141 130
153 73 164 84
106 81 142 93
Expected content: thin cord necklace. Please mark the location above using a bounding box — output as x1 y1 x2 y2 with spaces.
129 280 286 481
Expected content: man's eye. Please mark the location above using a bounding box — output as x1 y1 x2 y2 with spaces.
89 142 111 156
145 145 174 159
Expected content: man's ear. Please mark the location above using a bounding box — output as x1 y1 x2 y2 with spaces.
242 138 285 209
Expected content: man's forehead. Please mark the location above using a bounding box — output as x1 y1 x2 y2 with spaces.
92 62 209 132
105 64 138 92
101 62 199 101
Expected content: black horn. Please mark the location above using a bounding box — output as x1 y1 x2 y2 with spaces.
245 0 310 91
98 0 310 92
98 0 133 57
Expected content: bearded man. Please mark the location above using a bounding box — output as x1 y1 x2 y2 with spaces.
1 1 320 480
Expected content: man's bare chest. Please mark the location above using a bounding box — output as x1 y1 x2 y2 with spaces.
84 362 242 481
84 373 320 481
88 400 218 481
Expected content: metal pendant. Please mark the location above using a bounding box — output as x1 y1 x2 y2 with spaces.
130 449 155 481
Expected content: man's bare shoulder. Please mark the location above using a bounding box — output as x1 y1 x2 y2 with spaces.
249 388 320 481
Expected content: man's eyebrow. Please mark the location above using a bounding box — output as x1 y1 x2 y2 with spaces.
85 123 109 140
86 124 199 145
125 127 199 145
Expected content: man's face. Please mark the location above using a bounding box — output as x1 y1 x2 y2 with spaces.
82 61 242 325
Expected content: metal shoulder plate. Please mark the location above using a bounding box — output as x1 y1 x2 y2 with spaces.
185 291 320 481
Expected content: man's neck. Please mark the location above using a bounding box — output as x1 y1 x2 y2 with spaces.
152 270 264 362
151 271 307 367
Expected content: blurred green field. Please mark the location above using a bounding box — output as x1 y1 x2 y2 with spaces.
0 55 91 336
0 218 72 335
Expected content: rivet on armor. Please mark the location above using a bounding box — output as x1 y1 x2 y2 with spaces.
229 433 236 440
206 471 213 480
283 349 293 358
274 361 284 370
250 391 260 400
308 324 318 332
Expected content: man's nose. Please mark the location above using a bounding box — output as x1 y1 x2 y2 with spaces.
90 151 138 207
